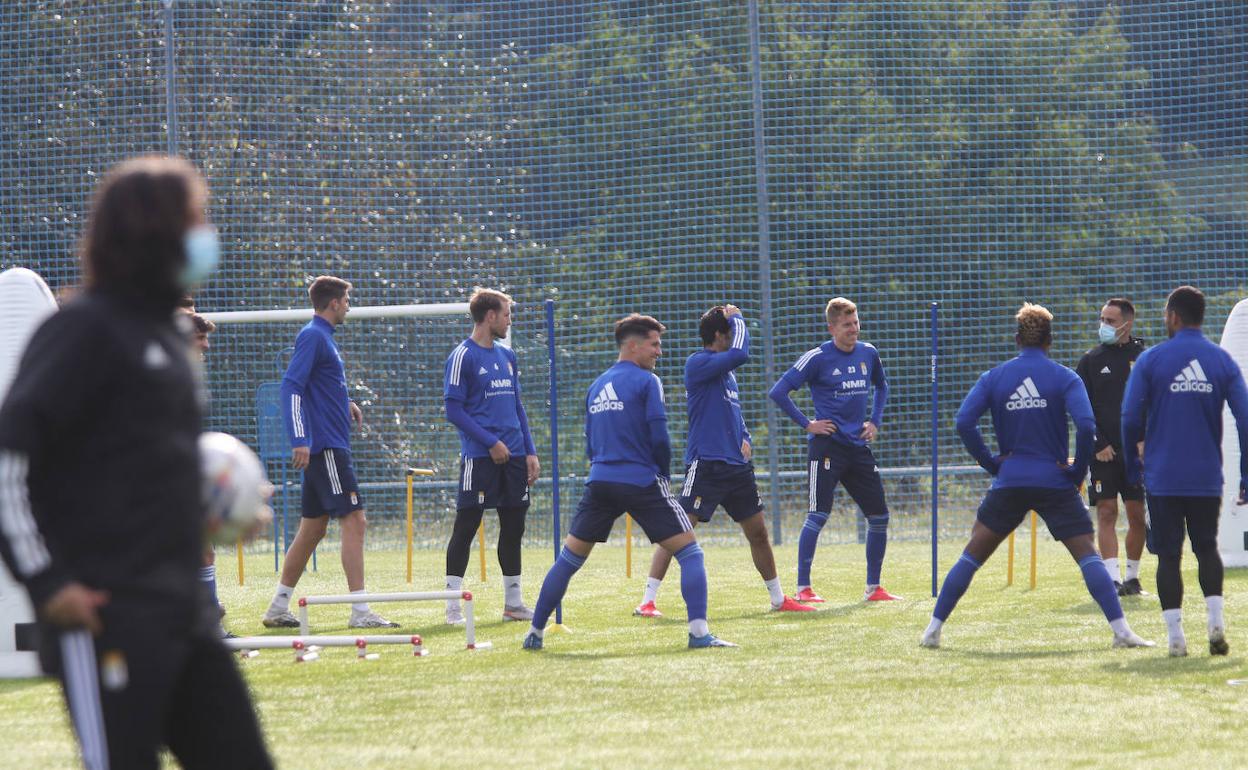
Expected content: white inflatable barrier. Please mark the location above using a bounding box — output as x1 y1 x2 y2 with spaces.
1220 299 1248 567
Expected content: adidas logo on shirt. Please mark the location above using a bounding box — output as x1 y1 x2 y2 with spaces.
1005 377 1048 410
589 382 625 414
1170 359 1213 393
1100 366 1111 374
478 367 488 375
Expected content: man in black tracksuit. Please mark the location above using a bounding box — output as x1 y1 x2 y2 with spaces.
1075 297 1147 596
0 157 270 769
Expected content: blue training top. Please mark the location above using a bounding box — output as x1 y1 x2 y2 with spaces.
769 340 888 447
685 314 751 465
956 347 1094 490
1122 327 1248 497
443 338 536 459
281 315 352 453
585 360 671 486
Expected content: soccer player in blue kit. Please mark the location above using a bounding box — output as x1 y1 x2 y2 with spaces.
633 304 812 617
442 288 540 623
769 297 900 603
263 276 398 629
523 314 736 650
921 303 1152 649
1122 286 1248 657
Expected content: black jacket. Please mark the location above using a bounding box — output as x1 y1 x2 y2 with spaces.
0 292 205 621
1075 336 1146 453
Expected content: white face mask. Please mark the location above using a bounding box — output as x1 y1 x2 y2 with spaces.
180 225 220 287
1098 322 1119 345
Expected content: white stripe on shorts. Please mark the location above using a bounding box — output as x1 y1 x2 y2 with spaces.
61 630 108 770
682 460 699 498
463 457 473 492
325 449 343 495
808 460 818 512
657 477 693 532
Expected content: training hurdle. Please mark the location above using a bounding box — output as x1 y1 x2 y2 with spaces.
298 590 491 650
225 635 426 661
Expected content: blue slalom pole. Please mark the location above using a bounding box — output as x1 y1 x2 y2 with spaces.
545 299 563 625
930 301 939 598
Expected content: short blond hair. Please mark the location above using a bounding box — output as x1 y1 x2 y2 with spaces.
1015 302 1053 347
825 297 857 324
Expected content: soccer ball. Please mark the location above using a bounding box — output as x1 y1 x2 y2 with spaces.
199 432 272 545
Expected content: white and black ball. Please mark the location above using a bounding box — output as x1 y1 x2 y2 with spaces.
199 432 271 545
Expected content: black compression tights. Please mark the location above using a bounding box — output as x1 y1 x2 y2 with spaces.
1155 547 1223 611
445 506 528 577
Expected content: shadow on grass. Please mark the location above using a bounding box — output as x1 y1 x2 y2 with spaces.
1100 654 1242 679
939 647 1086 661
0 677 54 695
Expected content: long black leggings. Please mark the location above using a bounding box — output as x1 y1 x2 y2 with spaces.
1154 502 1223 611
446 505 527 577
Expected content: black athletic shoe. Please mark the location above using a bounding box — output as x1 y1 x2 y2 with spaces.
1210 628 1230 656
1114 581 1125 597
1121 578 1146 596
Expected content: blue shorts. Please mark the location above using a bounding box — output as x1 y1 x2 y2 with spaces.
680 460 762 523
456 455 530 511
569 479 693 544
301 448 364 518
807 436 888 517
1145 494 1220 557
976 486 1093 541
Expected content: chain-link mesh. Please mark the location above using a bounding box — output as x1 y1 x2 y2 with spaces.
2 2 1245 554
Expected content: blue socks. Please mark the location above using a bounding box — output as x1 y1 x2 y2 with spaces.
865 514 889 586
200 565 218 606
531 547 586 631
797 512 828 586
674 542 708 624
933 553 982 621
1078 554 1124 623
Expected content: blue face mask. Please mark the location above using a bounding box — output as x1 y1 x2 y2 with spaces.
181 225 219 287
1098 322 1119 345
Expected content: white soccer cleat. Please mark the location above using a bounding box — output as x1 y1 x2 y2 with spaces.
446 604 466 625
349 610 400 629
1111 630 1155 648
261 609 299 628
1169 639 1189 657
502 604 535 622
919 627 941 649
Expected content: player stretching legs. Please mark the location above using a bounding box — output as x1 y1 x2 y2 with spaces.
921 303 1151 650
442 288 539 624
1122 286 1248 656
262 277 398 630
634 305 811 617
1075 298 1148 595
769 297 898 603
524 315 735 650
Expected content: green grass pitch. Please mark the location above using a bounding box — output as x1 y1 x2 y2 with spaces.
2 541 1245 768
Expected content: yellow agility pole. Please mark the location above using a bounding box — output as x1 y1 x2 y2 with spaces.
1029 510 1038 590
237 539 245 586
478 520 487 582
1007 530 1015 586
625 515 633 578
404 467 434 584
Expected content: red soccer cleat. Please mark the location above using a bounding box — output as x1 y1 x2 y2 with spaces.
633 600 663 618
794 587 826 604
772 596 817 612
864 586 902 602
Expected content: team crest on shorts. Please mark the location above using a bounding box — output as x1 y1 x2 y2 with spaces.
100 649 128 692
694 496 702 509
823 457 830 470
478 491 486 504
1095 481 1102 493
350 492 359 506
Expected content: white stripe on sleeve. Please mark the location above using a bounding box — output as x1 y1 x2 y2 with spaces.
0 451 51 577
